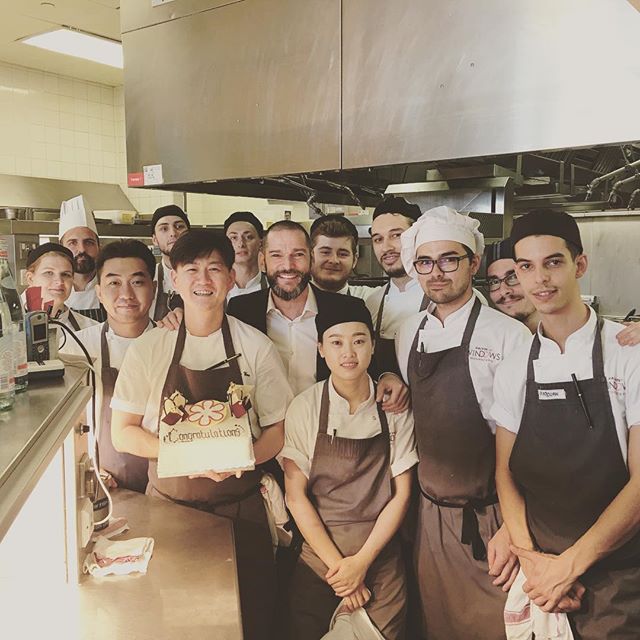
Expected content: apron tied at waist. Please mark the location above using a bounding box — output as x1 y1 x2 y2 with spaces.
418 485 498 561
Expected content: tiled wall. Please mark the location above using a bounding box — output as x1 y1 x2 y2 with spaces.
0 60 366 226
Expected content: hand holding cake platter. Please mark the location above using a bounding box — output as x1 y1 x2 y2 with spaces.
157 383 256 479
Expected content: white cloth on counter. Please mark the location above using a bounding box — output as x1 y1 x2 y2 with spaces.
504 568 574 640
281 375 418 479
322 605 384 640
395 293 530 432
491 306 640 462
83 535 154 577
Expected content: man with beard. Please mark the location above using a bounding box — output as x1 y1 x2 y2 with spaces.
395 206 530 640
149 204 190 320
310 215 375 299
59 195 105 322
227 220 408 409
485 238 640 345
225 211 269 300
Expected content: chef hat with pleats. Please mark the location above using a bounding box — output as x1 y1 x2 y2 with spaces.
59 194 98 239
400 206 485 278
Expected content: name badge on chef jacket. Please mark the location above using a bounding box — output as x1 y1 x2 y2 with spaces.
538 389 567 400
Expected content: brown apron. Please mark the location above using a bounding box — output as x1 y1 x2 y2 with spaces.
373 282 429 374
152 262 182 322
290 380 407 640
407 297 506 640
147 316 275 640
97 322 149 493
509 319 640 639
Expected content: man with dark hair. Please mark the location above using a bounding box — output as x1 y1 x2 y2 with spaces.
111 229 292 640
59 195 106 322
225 211 269 300
150 204 190 321
310 214 375 299
60 239 157 493
227 220 409 409
493 209 640 638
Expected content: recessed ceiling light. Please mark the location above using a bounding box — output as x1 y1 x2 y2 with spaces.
21 28 123 69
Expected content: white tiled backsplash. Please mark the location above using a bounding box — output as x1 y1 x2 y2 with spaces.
0 60 331 226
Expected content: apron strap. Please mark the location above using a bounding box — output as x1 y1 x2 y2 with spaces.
100 321 111 369
409 311 430 355
221 315 243 381
460 297 482 349
67 309 81 331
419 294 430 312
374 282 391 339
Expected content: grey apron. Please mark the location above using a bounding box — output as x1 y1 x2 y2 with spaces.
147 317 275 640
290 380 407 640
97 322 149 493
509 319 640 639
407 297 506 640
152 262 182 322
373 282 429 374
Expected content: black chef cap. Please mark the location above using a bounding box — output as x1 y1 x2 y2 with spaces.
372 197 422 222
26 242 73 269
484 238 514 269
315 298 374 342
510 209 583 255
151 205 190 233
224 211 264 238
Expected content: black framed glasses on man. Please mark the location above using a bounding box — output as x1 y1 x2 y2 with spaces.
413 254 471 275
487 270 520 292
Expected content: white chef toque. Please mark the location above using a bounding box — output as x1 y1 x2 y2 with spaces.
58 195 98 240
400 205 485 278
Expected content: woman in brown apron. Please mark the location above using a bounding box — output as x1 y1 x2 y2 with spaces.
284 308 414 640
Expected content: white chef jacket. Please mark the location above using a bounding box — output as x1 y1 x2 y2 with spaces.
148 261 175 319
282 375 418 478
227 270 265 301
66 275 100 311
266 287 319 396
58 308 98 331
59 321 155 434
111 315 293 439
491 306 640 462
396 293 530 432
365 278 426 341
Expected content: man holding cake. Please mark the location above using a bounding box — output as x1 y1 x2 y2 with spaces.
110 229 293 640
282 304 418 639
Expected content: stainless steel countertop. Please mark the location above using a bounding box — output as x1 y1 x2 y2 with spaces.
0 363 91 541
78 490 243 640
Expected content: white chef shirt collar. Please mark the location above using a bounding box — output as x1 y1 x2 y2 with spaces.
424 291 477 328
74 274 98 291
267 283 318 319
537 304 596 356
328 374 376 416
388 277 421 295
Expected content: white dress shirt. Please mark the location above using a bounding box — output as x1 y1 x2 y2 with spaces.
67 275 100 311
266 287 319 396
396 293 530 432
111 315 293 439
227 270 265 301
281 375 418 478
491 306 640 462
365 278 426 340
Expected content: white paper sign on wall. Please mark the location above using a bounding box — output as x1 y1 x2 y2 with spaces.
143 164 164 186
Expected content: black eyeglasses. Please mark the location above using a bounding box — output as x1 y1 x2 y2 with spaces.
487 271 519 292
413 254 470 275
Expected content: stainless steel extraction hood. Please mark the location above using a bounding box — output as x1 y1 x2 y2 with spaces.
121 0 640 206
0 174 136 217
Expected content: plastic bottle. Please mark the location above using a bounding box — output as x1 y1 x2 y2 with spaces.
0 291 15 411
0 258 28 392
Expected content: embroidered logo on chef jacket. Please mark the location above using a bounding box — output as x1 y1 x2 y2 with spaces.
467 345 502 363
538 389 567 400
608 376 626 397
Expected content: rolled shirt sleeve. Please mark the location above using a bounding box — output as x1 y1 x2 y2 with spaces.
389 409 418 477
111 339 149 416
281 393 315 477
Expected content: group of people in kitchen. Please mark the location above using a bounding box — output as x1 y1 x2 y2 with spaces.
27 194 640 640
